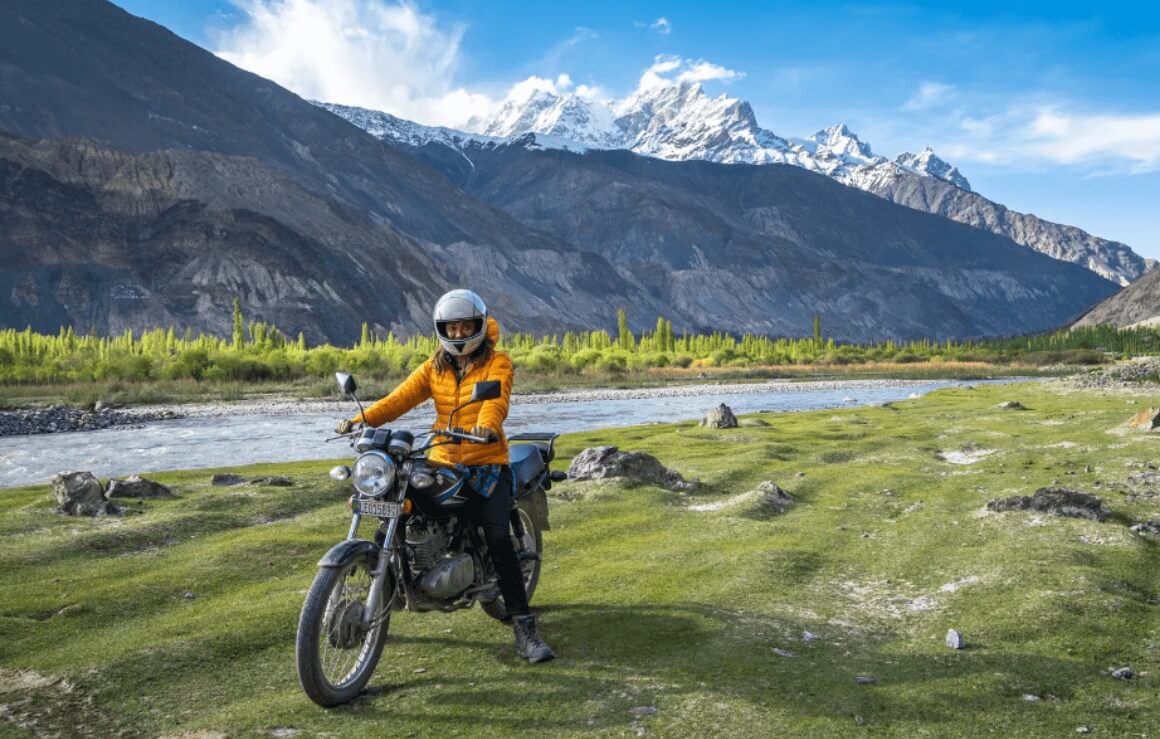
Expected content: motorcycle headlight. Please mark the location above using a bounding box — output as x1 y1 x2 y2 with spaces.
352 452 396 497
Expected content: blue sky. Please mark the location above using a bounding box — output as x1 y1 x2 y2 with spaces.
117 0 1160 261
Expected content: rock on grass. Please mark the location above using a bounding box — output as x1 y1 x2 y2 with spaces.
758 481 794 511
51 471 119 516
567 446 696 491
700 404 738 429
1127 408 1160 431
986 487 1111 522
106 475 175 499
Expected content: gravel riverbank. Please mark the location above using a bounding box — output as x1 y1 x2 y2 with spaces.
1 378 949 436
0 405 184 437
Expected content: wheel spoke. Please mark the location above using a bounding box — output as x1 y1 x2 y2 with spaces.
315 559 386 688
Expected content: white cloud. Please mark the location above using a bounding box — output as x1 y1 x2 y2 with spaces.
938 102 1160 173
634 17 672 34
213 0 493 128
677 61 743 84
1023 108 1160 171
637 54 743 91
901 82 954 112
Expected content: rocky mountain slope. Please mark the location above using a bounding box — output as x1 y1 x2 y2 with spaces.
400 139 1117 340
0 0 670 341
1073 267 1160 328
0 0 1123 342
324 83 1149 286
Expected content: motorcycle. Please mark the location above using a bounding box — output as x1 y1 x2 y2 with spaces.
295 371 564 707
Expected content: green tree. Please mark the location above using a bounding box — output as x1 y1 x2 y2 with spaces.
232 298 245 349
616 308 635 351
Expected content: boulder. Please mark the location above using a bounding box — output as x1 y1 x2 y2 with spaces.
986 487 1111 522
996 401 1027 410
1127 408 1160 431
211 473 247 486
567 446 696 491
51 471 118 516
700 404 738 429
107 475 175 499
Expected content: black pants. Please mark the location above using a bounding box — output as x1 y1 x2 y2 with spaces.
463 466 529 616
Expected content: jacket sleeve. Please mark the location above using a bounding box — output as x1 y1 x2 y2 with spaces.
355 361 432 427
475 352 513 433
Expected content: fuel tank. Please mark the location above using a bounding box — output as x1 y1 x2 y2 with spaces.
406 461 469 516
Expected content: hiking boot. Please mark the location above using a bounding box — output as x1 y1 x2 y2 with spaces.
512 614 555 663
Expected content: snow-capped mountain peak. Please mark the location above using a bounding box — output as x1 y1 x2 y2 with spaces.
895 147 972 192
322 82 975 193
800 124 884 167
478 87 620 148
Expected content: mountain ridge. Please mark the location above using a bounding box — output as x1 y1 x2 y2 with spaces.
322 84 1150 286
0 0 1125 343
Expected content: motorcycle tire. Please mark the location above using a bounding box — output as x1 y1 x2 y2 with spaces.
296 554 391 707
482 506 543 622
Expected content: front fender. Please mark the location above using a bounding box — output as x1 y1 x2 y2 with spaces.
317 539 381 568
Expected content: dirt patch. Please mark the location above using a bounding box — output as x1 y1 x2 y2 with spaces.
687 491 758 512
0 667 121 737
938 447 996 465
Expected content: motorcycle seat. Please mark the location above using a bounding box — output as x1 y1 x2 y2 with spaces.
510 444 545 492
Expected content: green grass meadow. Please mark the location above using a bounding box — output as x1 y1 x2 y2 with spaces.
1 381 1158 737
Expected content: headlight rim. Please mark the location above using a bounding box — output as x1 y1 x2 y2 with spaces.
352 451 397 497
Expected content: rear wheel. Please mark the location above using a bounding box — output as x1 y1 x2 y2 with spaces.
296 555 391 707
482 507 542 622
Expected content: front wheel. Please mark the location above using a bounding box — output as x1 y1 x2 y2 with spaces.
482 506 543 622
296 555 391 707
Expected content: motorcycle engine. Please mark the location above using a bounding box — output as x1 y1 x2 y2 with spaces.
406 518 450 573
406 519 475 600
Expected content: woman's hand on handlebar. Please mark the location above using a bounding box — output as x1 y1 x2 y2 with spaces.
471 425 498 443
334 418 358 435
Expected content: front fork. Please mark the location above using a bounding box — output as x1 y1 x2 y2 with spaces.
346 512 401 630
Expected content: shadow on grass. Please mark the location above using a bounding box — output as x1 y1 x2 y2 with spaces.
320 601 1105 731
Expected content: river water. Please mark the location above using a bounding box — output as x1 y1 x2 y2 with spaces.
0 378 1028 488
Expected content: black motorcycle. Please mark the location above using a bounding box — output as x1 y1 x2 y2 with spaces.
295 371 563 707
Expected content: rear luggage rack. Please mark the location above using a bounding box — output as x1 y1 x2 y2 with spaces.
508 432 559 463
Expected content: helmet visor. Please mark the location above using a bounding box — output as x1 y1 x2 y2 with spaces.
436 317 484 340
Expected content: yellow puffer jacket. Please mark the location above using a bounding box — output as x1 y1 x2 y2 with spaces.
353 317 512 466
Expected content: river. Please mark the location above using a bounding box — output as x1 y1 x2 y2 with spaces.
0 378 1030 488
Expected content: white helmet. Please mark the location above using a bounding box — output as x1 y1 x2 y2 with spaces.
433 289 488 357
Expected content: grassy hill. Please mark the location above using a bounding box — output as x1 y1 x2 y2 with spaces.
1 381 1158 737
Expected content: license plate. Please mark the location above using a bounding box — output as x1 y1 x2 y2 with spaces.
356 499 401 518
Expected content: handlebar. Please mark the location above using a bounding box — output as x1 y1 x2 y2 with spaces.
333 424 492 450
436 427 492 445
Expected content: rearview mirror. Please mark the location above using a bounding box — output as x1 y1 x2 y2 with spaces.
335 371 357 396
470 381 501 403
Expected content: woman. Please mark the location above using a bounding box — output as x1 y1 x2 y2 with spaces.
335 289 554 664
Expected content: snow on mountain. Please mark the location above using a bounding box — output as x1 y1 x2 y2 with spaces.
317 101 495 150
323 84 970 193
319 83 1148 285
471 83 971 195
478 88 620 148
896 147 972 192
